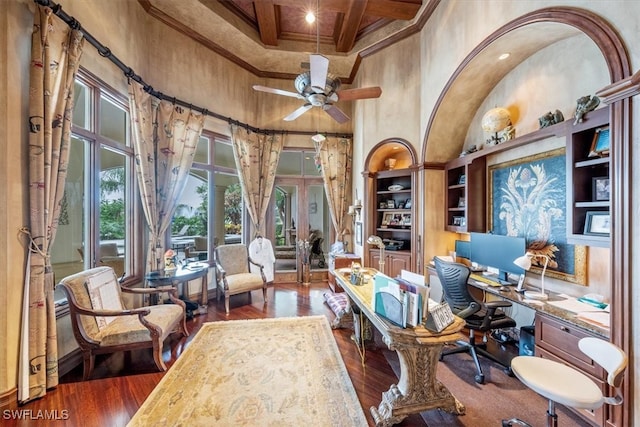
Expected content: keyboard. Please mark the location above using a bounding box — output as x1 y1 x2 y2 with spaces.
470 273 504 287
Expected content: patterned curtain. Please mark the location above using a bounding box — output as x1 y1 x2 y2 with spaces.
229 125 284 236
19 6 84 403
129 82 204 272
316 137 353 243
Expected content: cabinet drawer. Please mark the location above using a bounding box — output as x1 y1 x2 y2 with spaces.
535 313 605 379
536 346 606 427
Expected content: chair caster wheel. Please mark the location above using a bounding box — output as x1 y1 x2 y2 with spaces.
474 374 485 384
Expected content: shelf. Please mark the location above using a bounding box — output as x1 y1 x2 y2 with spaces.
377 228 411 232
575 201 610 208
575 157 609 168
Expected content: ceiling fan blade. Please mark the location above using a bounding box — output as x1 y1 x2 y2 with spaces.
310 54 329 93
253 85 303 99
337 86 382 101
323 104 350 124
283 104 313 121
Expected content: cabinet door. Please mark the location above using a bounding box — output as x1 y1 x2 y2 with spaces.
387 252 411 278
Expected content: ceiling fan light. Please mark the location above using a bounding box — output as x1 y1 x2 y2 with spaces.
312 133 326 143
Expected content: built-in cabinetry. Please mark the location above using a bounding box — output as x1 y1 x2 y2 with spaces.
566 107 610 247
369 168 415 276
445 156 486 232
443 107 610 248
535 312 613 427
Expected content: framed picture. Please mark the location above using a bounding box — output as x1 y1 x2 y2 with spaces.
397 201 405 209
584 211 610 236
379 201 387 209
592 176 610 201
381 212 394 227
401 213 411 227
458 175 466 185
390 213 403 226
458 197 466 208
355 222 362 245
386 200 396 209
452 216 465 226
588 126 610 157
404 198 412 209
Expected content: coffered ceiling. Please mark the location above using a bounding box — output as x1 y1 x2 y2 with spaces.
139 0 434 82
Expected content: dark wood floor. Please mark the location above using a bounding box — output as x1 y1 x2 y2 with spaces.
7 281 428 427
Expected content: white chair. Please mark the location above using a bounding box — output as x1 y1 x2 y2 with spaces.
503 337 627 427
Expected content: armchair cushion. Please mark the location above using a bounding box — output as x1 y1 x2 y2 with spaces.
98 304 184 346
86 268 124 329
225 272 265 293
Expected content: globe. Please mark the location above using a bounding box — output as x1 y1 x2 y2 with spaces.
481 107 511 133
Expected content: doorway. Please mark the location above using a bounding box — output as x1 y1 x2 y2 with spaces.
267 177 331 282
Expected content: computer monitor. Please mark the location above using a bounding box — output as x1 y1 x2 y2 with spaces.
469 232 526 282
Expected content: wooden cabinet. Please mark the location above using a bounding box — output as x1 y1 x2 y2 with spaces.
369 168 414 271
566 107 610 247
535 313 612 427
445 156 486 232
369 249 411 279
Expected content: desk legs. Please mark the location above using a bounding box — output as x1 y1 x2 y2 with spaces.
199 274 208 314
370 341 465 427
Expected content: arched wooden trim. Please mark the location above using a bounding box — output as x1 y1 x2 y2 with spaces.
420 7 632 425
363 138 419 173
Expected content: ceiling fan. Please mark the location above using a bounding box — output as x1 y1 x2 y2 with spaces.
253 54 382 124
252 1 381 124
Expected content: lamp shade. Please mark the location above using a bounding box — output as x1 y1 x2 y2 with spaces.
481 107 511 133
513 253 533 271
367 235 384 249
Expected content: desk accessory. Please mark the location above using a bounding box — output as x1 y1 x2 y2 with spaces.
424 301 454 332
513 252 550 300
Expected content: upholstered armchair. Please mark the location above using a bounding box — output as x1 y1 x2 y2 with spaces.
57 266 188 380
215 243 268 313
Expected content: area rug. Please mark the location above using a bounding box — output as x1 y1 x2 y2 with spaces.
128 316 367 426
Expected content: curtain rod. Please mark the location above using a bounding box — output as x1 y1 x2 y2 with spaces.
32 0 353 139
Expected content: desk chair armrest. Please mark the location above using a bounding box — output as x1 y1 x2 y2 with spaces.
456 301 482 319
484 300 512 309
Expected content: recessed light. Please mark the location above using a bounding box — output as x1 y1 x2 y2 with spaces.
498 53 510 60
305 11 315 24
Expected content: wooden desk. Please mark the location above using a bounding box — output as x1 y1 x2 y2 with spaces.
335 268 466 427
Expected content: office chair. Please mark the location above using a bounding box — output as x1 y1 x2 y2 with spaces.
434 257 516 384
503 337 627 427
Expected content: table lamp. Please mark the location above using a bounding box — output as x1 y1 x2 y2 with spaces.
367 235 385 272
513 252 550 300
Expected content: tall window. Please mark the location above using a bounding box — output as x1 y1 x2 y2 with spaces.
169 132 243 262
52 71 137 303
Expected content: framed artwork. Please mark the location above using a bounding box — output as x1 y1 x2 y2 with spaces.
588 126 610 157
386 200 396 209
453 216 465 226
355 222 363 245
379 201 387 209
489 148 586 284
401 213 411 226
584 211 610 236
592 177 610 201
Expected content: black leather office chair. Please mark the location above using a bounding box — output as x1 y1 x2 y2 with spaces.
434 257 516 384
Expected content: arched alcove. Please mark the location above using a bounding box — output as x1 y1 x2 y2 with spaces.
420 7 631 424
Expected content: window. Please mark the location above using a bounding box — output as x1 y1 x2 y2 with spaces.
52 71 137 304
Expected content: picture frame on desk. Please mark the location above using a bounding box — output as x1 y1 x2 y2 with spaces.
584 211 610 236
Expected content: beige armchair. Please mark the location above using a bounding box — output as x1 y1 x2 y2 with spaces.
57 266 188 380
215 243 267 313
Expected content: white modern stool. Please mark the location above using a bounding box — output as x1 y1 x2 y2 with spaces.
503 337 627 427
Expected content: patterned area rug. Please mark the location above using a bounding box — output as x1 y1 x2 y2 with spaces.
128 316 367 426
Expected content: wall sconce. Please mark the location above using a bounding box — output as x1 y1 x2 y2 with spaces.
367 235 385 272
513 252 550 300
348 198 362 221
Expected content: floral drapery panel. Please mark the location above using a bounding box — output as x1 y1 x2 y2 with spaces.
19 5 84 403
316 137 353 243
230 125 284 236
129 82 204 272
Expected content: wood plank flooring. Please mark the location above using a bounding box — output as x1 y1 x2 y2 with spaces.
5 282 427 427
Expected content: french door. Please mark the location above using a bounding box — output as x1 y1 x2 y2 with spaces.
266 177 331 282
